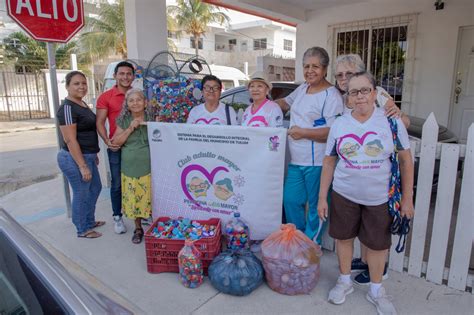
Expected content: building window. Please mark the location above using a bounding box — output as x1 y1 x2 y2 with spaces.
253 38 267 50
284 39 292 51
190 37 203 49
330 13 418 108
229 39 237 45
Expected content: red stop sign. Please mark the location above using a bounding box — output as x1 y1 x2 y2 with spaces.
7 0 84 43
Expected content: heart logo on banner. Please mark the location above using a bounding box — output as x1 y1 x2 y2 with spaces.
195 117 219 124
337 131 377 166
180 164 230 207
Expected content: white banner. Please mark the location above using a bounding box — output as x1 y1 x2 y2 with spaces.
148 122 287 240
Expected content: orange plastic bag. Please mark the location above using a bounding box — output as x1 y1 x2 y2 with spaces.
261 224 322 295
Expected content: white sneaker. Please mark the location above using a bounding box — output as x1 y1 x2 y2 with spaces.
113 215 127 234
366 286 397 315
328 278 354 305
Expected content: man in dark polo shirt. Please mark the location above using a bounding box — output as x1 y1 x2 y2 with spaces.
96 61 134 234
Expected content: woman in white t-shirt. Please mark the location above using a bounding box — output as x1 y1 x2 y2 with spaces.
318 72 414 313
187 75 237 125
275 47 344 245
241 72 284 128
334 54 411 284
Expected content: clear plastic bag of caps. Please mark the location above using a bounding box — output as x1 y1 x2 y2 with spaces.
178 239 203 288
261 224 322 295
224 212 250 250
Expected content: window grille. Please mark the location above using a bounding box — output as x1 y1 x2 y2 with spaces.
284 39 293 51
329 13 418 110
253 38 267 50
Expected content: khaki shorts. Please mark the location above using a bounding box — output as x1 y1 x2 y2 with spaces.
329 190 392 250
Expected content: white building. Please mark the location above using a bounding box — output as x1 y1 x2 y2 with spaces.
168 19 296 76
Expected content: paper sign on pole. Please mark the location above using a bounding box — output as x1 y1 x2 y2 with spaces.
148 123 287 240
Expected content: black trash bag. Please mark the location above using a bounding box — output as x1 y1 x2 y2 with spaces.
208 250 264 296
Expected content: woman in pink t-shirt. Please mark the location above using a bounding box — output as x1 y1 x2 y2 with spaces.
241 73 284 128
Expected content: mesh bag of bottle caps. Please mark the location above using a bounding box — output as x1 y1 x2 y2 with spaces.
261 224 322 295
145 75 202 123
208 249 264 296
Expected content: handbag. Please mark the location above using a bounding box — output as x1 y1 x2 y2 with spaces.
387 117 411 253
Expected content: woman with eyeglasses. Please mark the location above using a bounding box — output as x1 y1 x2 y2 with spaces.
187 75 237 125
335 54 411 285
334 54 410 126
318 72 414 314
275 47 344 245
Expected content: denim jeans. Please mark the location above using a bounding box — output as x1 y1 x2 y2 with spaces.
57 149 102 236
107 149 122 217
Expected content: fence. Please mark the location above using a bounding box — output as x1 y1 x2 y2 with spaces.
0 71 50 121
321 113 473 292
0 70 97 121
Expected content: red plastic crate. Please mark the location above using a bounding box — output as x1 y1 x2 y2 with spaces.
144 217 222 274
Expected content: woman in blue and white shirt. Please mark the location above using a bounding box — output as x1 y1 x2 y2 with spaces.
276 47 344 244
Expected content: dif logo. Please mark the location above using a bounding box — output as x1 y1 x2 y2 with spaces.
152 129 162 142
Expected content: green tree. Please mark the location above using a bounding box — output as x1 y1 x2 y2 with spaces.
3 32 76 73
78 0 127 64
167 0 230 56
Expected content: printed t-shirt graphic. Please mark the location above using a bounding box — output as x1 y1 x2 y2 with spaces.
325 108 410 205
241 99 284 127
187 102 237 125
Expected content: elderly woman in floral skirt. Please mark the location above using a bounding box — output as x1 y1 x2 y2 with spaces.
112 88 153 244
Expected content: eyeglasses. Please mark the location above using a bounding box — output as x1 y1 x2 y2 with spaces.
348 87 372 96
203 86 220 92
334 71 354 80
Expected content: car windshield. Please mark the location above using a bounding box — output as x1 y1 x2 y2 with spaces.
0 232 67 314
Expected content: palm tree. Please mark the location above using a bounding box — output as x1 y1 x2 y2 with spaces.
167 0 230 56
78 0 127 63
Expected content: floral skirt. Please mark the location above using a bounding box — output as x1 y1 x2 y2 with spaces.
121 173 152 219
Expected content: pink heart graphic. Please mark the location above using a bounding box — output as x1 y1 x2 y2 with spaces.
181 164 229 207
247 116 269 127
195 117 219 124
337 131 377 166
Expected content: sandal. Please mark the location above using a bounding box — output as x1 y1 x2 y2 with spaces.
132 228 144 244
78 230 102 239
94 221 106 228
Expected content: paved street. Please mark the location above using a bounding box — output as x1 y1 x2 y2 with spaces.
0 128 59 197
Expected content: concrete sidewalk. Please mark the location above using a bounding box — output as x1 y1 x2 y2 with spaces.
0 178 472 314
0 118 56 133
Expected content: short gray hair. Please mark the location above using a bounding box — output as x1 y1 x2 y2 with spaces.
335 54 365 73
302 47 330 68
116 88 153 126
348 71 377 90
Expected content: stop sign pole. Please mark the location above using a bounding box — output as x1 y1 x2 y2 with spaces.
7 0 86 218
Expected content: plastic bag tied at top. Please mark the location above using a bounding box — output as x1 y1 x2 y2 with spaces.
178 239 203 288
262 223 322 295
208 249 264 296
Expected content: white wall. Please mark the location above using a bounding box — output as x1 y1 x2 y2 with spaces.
273 29 296 58
295 0 474 125
124 0 167 61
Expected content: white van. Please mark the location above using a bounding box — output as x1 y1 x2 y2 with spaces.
102 62 248 92
208 64 248 90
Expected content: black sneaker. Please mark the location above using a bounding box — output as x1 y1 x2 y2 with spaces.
351 258 368 272
353 263 389 285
